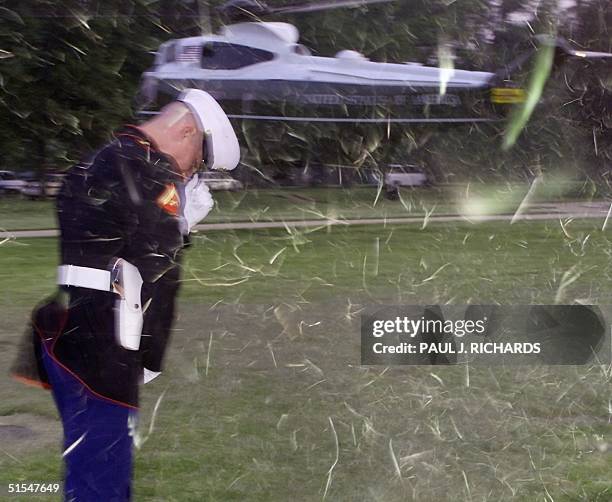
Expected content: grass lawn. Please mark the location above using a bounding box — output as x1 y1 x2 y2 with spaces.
1 219 611 501
0 178 598 231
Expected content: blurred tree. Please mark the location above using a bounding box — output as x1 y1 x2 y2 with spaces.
0 0 167 172
0 0 608 182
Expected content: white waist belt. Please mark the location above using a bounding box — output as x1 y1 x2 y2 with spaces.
57 265 112 292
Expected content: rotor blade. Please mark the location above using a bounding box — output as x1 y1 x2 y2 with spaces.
271 0 394 15
217 0 270 19
567 49 612 59
536 35 612 60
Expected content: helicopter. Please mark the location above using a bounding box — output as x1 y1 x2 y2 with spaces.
137 0 611 134
137 0 521 125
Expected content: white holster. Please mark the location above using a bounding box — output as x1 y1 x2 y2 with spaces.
111 259 144 351
57 260 144 351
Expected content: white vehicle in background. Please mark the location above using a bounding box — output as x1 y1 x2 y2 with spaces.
199 171 243 191
0 170 26 194
21 173 65 199
384 165 429 188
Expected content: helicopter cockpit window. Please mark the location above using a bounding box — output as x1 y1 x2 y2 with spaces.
201 43 274 70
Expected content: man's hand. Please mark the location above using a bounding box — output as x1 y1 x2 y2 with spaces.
181 174 214 233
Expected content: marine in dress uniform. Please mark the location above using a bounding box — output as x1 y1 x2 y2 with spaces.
11 89 240 501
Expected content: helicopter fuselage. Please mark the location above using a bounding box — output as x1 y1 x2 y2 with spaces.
139 22 510 123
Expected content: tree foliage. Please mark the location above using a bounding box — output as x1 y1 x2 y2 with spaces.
0 0 609 180
0 1 169 170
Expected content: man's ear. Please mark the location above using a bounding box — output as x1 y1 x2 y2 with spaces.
182 124 198 140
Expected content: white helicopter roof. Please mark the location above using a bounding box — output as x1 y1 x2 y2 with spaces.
159 22 300 60
221 22 299 48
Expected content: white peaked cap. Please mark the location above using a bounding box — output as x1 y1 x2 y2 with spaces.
177 89 240 171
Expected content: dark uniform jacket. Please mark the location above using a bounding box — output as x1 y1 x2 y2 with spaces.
12 126 186 408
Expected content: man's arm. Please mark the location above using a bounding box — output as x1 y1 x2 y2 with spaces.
139 254 183 375
138 173 214 381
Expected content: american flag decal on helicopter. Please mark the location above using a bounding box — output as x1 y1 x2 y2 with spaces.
176 46 201 63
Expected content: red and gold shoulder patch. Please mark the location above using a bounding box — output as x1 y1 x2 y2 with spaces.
156 183 180 216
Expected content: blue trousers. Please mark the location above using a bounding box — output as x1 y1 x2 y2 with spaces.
42 343 136 502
